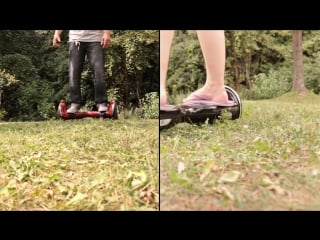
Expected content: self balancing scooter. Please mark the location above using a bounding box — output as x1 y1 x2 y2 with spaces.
58 100 119 120
160 86 242 130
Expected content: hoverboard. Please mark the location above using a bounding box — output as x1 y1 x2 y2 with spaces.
160 86 241 130
58 100 119 120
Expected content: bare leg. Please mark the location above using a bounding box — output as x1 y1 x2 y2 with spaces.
160 30 175 106
183 30 230 104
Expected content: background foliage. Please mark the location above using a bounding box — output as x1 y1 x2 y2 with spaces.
167 30 320 102
0 30 159 121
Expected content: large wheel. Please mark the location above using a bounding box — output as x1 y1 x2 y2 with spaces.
225 85 242 120
160 107 181 130
160 119 175 130
57 101 68 119
184 85 242 124
57 105 63 117
111 101 119 119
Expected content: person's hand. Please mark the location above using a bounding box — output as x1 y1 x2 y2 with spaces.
101 31 111 48
52 34 61 48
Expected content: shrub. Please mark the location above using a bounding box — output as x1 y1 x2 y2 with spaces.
247 68 291 100
141 92 158 119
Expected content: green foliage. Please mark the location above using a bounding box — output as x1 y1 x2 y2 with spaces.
3 30 320 120
0 109 7 120
242 68 291 100
0 30 159 121
141 92 159 119
0 69 18 120
16 80 55 121
38 101 57 120
104 30 159 111
167 31 205 94
0 69 19 89
107 88 121 101
225 30 288 89
0 53 55 121
168 30 320 100
111 30 159 75
0 54 38 80
304 51 320 94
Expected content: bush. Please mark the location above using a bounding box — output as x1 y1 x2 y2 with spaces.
304 52 320 94
0 109 7 120
38 102 57 120
245 68 291 100
107 88 121 101
141 92 158 119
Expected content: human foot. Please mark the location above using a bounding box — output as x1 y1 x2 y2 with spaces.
183 87 235 106
160 89 180 111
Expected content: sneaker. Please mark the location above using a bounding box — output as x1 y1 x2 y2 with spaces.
98 103 108 112
67 103 80 113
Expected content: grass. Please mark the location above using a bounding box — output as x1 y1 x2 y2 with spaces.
0 116 158 210
160 92 320 210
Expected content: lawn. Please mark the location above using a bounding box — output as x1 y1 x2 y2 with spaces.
0 117 158 210
160 92 320 210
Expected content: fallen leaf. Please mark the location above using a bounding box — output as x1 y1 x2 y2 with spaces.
66 192 86 205
218 171 241 183
177 162 185 174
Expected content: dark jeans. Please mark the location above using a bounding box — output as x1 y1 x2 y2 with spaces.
68 41 107 104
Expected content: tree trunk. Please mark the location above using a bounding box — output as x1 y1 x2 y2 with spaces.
233 58 240 90
121 50 129 118
0 90 2 108
123 68 129 117
244 53 252 89
292 30 307 93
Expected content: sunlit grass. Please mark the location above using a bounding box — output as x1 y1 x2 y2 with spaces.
0 118 158 210
160 93 320 210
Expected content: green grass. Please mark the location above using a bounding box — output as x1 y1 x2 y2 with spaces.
0 117 158 210
160 92 320 210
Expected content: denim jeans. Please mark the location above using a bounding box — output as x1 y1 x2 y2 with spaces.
68 42 107 104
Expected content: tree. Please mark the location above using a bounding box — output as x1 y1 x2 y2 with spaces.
292 30 308 93
0 30 159 121
0 69 18 109
106 30 159 110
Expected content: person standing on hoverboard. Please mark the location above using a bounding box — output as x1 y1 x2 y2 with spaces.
53 30 111 113
160 30 234 108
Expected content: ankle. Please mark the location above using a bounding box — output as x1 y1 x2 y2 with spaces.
204 82 225 91
160 89 167 105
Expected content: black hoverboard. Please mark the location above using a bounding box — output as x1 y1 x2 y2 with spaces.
160 86 242 130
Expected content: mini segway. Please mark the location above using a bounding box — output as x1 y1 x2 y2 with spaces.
160 86 242 130
58 100 119 120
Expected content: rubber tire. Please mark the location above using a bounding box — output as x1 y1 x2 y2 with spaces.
225 85 242 120
112 101 119 120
